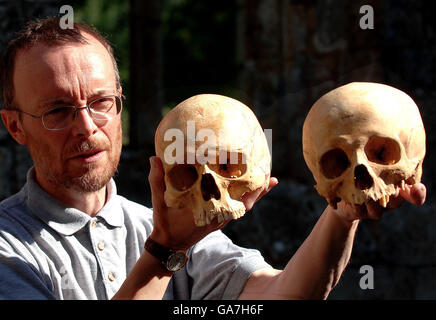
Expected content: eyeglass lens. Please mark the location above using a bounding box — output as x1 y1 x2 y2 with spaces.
42 96 121 130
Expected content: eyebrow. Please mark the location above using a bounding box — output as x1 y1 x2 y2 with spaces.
38 89 116 110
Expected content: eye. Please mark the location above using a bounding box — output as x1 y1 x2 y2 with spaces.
167 164 198 191
91 96 116 113
46 106 72 116
43 106 75 124
320 148 350 179
365 136 401 165
209 152 247 178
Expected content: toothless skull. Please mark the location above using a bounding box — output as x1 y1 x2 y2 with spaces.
155 94 271 226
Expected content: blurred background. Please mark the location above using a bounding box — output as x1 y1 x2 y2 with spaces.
1 0 436 299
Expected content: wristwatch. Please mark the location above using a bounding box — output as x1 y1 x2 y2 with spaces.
144 237 189 272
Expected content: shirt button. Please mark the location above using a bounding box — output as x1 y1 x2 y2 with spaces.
108 272 115 282
97 241 105 251
91 220 97 228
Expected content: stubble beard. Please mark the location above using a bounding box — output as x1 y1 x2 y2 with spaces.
29 128 123 194
56 156 120 193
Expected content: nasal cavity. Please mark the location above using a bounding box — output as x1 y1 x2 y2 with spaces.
201 173 221 201
354 165 374 190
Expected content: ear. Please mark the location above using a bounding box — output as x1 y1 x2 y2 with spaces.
0 109 27 145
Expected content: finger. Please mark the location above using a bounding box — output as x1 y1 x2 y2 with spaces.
266 177 279 193
242 187 264 211
254 177 279 201
148 156 167 211
399 183 426 206
242 177 279 211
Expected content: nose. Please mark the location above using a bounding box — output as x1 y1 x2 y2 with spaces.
201 173 221 201
354 164 374 190
71 106 98 137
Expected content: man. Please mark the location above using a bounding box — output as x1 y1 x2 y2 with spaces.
0 18 426 300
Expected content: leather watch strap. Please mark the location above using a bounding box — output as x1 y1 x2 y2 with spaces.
144 237 172 262
144 237 188 272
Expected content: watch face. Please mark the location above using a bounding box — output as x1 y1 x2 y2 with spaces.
166 252 188 271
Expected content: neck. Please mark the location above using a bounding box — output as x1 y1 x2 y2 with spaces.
35 171 108 217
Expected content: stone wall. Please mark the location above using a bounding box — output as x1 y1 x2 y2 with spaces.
115 0 436 299
228 0 436 299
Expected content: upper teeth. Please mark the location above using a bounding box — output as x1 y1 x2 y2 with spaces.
379 194 389 208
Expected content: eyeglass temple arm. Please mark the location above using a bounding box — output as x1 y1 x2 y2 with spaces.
14 109 41 118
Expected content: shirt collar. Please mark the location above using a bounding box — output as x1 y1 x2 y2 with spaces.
25 168 123 236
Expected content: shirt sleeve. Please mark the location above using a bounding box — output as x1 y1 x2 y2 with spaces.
0 239 55 300
171 230 272 300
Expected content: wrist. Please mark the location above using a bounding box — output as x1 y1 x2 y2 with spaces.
141 249 175 277
327 204 360 229
144 237 189 272
149 229 191 252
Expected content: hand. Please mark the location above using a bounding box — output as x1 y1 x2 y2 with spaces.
335 183 427 222
147 156 278 251
242 175 279 211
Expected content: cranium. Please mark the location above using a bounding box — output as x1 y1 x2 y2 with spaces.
155 94 271 226
302 82 426 209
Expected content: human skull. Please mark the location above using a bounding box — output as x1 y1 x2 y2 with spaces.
155 94 271 226
302 82 426 209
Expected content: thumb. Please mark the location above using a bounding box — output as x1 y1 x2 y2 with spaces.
148 156 167 211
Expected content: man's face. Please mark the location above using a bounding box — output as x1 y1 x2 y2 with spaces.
12 34 122 193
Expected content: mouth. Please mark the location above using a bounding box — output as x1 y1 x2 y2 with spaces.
69 149 106 163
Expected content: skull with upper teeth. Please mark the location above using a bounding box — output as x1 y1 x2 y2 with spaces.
154 94 271 226
302 82 426 210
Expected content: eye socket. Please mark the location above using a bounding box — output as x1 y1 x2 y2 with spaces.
320 148 350 179
90 96 116 113
365 136 401 165
208 152 247 178
167 164 198 191
43 106 75 127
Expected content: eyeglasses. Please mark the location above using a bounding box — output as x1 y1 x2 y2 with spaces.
14 94 123 130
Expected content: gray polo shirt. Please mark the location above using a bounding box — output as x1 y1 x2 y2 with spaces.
0 168 270 300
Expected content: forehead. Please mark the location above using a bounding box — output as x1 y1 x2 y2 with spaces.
13 34 116 101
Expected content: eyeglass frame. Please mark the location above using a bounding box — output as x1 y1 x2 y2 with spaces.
11 94 124 131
